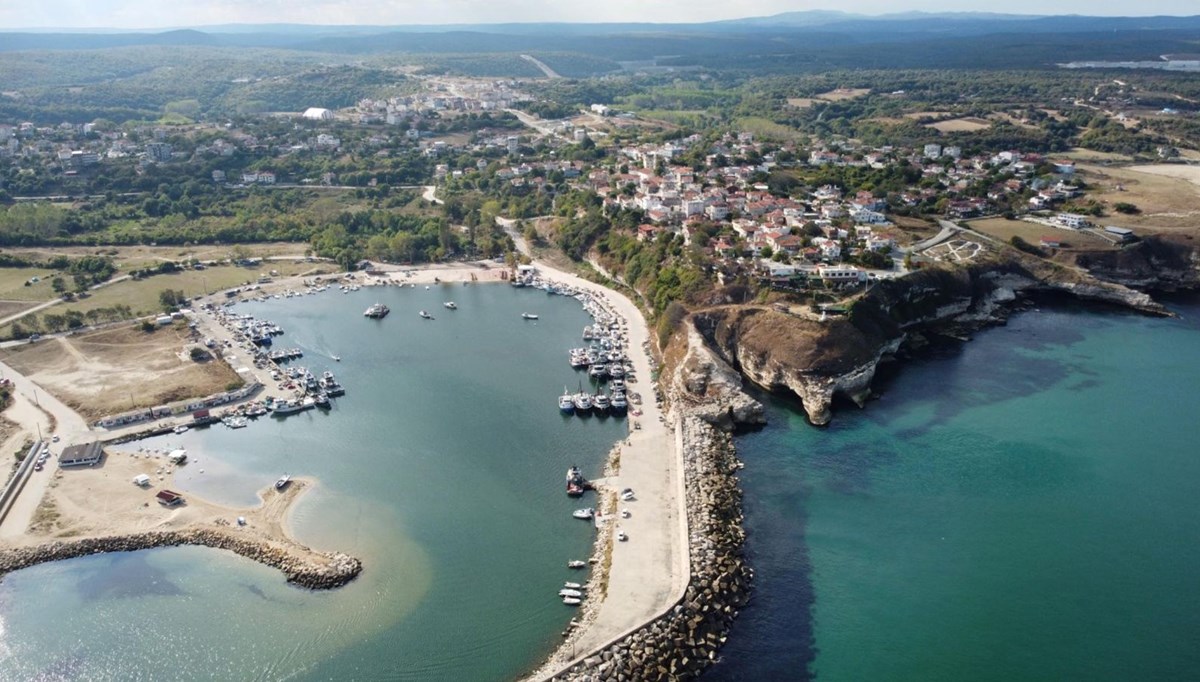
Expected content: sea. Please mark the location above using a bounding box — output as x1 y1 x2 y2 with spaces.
709 295 1200 682
2 287 1198 682
0 283 628 681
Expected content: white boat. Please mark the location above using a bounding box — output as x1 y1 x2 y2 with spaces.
419 310 434 319
567 560 587 569
172 425 189 434
364 303 390 318
573 392 592 412
592 393 610 412
275 474 291 490
617 531 628 542
562 597 582 606
443 301 457 309
559 389 575 414
521 312 539 320
563 582 584 590
333 355 341 362
572 508 595 520
559 589 583 598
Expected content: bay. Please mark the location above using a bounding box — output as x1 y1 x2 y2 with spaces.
710 298 1200 681
0 283 626 681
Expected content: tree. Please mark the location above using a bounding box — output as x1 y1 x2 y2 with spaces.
51 277 66 294
159 289 186 312
1113 202 1140 215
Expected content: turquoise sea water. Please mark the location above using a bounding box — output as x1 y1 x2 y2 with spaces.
0 284 626 681
710 297 1200 681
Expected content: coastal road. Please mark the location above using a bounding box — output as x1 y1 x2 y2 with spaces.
529 261 688 668
0 358 92 538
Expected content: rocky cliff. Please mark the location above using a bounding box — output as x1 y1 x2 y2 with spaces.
690 252 1168 425
1068 235 1200 291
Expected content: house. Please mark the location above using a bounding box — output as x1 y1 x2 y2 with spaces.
1056 213 1088 229
816 265 866 283
59 441 104 467
923 143 942 159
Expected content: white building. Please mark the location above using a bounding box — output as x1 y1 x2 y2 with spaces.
302 107 334 121
923 143 942 159
1056 213 1088 229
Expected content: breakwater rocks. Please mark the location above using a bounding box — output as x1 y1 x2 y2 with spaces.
0 529 362 590
549 415 752 681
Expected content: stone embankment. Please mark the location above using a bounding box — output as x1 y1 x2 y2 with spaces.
0 528 362 590
547 335 758 681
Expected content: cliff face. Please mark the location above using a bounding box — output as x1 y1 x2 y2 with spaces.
688 254 1167 425
1069 236 1200 291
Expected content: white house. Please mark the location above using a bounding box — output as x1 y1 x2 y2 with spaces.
1056 213 1088 229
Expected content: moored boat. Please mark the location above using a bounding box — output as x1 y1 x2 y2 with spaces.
559 588 583 598
562 597 581 606
275 474 291 490
572 508 594 520
559 388 575 414
592 393 610 413
567 560 587 569
572 391 592 413
364 303 390 318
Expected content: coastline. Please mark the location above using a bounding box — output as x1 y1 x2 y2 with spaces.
0 446 362 588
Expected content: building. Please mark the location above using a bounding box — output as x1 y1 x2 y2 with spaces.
507 136 520 154
816 265 867 284
1056 213 1088 229
302 107 334 121
156 490 184 506
59 441 104 467
1040 236 1063 248
144 142 173 163
1104 226 1136 242
923 143 942 159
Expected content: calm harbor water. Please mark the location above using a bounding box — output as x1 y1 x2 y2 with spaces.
0 283 627 681
710 297 1200 681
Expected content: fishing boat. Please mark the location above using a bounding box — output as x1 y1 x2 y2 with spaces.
271 400 305 416
592 393 610 413
588 363 607 379
559 388 575 414
314 392 331 409
419 310 434 319
364 303 389 318
567 560 587 569
443 301 457 309
572 508 594 520
572 391 592 413
521 312 539 320
275 475 291 490
566 466 591 496
610 392 628 413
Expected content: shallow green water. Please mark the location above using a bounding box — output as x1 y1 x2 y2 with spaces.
0 283 626 680
711 298 1200 681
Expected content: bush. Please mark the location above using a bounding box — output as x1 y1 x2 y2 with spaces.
140 320 156 333
1114 202 1140 215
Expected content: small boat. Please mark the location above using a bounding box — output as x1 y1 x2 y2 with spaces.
521 313 539 320
275 475 291 490
567 560 587 569
572 508 594 520
573 392 592 412
617 531 628 542
364 303 390 318
333 355 341 362
172 425 190 435
419 310 434 319
443 301 457 310
559 388 575 414
314 392 331 409
562 597 581 606
559 589 583 598
563 582 584 590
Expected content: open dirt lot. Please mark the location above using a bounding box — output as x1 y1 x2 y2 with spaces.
926 117 992 133
969 218 1115 250
0 322 241 421
817 88 870 101
1079 164 1200 235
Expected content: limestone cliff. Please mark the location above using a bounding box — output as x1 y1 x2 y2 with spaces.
687 252 1168 425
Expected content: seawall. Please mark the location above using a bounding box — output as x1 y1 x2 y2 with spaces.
0 528 362 590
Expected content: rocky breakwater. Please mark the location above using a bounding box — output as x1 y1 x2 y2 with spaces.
692 252 1168 426
545 333 758 681
0 528 362 590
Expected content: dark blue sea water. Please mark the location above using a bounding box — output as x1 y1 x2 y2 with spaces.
709 297 1200 681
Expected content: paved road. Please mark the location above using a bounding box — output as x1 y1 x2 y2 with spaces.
519 54 562 79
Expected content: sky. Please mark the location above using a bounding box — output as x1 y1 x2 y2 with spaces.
0 0 1194 29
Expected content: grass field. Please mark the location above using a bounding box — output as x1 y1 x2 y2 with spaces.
968 218 1115 249
734 117 804 141
1078 164 1200 235
0 267 62 301
816 88 870 101
926 117 992 133
3 242 310 272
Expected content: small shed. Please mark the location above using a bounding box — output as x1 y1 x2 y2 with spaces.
133 474 151 487
59 441 104 467
156 490 184 506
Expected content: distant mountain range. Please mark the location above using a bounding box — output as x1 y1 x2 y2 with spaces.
3 11 1200 64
